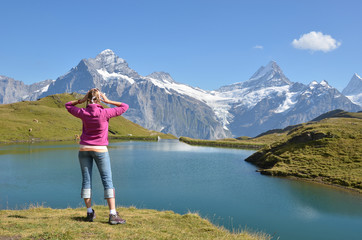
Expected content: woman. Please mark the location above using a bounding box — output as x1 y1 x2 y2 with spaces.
65 88 129 224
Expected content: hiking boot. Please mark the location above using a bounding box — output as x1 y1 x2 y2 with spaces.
86 209 96 222
109 212 126 225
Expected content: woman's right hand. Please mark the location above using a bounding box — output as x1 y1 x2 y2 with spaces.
99 92 122 107
100 92 110 104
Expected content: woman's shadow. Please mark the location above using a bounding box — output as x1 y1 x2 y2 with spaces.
71 216 110 224
71 216 87 222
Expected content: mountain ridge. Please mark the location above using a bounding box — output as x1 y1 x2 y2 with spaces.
0 50 361 139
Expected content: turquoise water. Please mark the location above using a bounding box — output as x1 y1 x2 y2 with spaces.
1 140 361 240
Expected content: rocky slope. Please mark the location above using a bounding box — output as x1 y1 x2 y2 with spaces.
0 75 53 104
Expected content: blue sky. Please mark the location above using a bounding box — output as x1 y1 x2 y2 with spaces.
0 0 361 91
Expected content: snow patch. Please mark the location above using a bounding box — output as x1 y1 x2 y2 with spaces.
146 77 171 94
146 74 298 128
274 91 298 113
146 76 234 128
346 93 362 106
34 81 54 93
230 85 291 109
40 83 52 93
97 69 135 84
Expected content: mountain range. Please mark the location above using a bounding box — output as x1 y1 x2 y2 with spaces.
1 49 361 139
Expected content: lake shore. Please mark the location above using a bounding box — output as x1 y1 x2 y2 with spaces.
270 174 362 195
0 205 270 240
0 135 177 145
179 136 266 150
180 129 362 195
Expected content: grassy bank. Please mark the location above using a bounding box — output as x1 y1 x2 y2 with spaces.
0 206 270 240
109 135 159 141
179 137 266 149
110 134 176 141
245 116 362 193
0 93 176 143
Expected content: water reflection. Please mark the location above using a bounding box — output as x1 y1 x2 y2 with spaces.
281 177 362 217
0 141 79 155
1 140 362 240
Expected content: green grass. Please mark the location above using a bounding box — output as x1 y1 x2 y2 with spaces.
245 116 362 192
179 137 266 149
0 205 270 240
179 128 290 150
0 93 176 143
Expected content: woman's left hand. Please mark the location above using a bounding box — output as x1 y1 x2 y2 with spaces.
78 92 89 104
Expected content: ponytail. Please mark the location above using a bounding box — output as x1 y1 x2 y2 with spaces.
86 88 101 106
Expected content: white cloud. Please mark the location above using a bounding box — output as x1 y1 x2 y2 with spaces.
292 31 341 52
254 45 263 49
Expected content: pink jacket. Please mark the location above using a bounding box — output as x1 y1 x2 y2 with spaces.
65 102 129 146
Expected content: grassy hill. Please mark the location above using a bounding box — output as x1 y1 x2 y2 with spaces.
245 113 362 192
0 93 175 143
0 205 269 240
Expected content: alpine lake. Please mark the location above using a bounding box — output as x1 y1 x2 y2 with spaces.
1 140 361 240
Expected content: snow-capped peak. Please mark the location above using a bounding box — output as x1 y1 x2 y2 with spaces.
264 60 280 72
320 80 332 88
98 49 116 56
92 51 136 84
234 61 291 90
88 49 139 78
249 61 281 80
95 49 126 64
308 80 331 90
147 72 175 83
342 72 362 97
308 81 318 89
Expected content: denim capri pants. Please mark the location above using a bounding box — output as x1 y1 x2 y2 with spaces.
78 151 115 199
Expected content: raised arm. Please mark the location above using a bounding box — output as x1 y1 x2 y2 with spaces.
68 93 88 106
100 92 129 118
100 92 123 107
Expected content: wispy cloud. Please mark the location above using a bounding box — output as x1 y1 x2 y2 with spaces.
292 31 341 52
253 45 263 50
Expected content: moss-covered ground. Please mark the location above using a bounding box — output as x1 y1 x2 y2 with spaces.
0 205 270 240
245 116 362 192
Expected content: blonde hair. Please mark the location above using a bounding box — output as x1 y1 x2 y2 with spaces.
86 88 101 106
